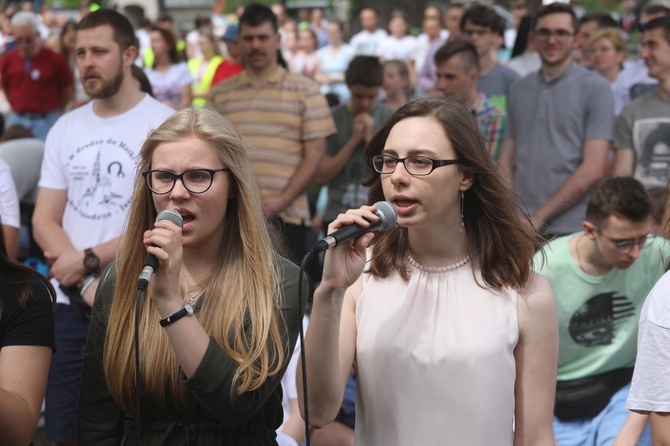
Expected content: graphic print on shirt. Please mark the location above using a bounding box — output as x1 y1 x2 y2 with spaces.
66 137 135 221
633 117 670 187
568 292 636 347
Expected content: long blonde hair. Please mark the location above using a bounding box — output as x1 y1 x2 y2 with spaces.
104 108 285 412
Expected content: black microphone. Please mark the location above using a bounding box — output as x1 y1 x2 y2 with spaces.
137 209 183 291
310 201 398 253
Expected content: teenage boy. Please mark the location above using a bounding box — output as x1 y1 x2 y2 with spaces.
315 55 393 229
460 4 520 110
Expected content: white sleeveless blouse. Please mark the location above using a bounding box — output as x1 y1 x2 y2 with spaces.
354 260 519 445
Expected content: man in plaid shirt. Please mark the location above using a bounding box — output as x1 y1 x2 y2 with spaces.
432 38 506 160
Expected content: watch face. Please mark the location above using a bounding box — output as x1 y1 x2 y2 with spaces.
184 303 194 314
84 252 99 271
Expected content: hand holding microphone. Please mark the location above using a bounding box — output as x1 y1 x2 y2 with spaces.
311 201 397 253
138 210 183 291
315 202 398 292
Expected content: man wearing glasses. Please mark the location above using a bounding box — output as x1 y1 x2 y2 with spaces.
534 177 670 446
0 10 72 141
499 2 613 239
459 4 519 111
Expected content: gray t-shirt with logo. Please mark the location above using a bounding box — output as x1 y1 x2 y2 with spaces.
614 89 670 189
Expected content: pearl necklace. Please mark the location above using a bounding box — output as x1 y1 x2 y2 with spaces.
407 254 471 273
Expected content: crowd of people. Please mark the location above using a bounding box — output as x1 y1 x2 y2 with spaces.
2 0 670 445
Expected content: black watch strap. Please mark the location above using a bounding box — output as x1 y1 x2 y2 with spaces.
159 303 193 327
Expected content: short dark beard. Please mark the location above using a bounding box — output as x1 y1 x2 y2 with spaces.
84 61 124 99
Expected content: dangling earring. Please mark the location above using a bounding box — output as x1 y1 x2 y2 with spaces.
460 192 465 233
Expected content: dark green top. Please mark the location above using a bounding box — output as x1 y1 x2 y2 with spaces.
78 255 308 445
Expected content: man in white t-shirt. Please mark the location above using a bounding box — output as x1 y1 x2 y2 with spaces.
349 7 387 56
32 9 173 446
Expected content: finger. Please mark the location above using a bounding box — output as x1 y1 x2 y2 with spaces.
146 245 169 260
353 233 374 253
143 233 173 251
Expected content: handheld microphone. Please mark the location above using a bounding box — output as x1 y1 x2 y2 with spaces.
137 209 183 291
310 201 398 253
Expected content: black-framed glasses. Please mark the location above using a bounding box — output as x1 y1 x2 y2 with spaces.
142 168 230 195
372 155 463 176
534 28 574 40
594 226 654 254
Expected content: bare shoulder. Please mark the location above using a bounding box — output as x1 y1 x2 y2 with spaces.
517 272 556 333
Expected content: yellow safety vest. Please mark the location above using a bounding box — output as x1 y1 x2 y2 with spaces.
143 39 187 68
188 55 223 108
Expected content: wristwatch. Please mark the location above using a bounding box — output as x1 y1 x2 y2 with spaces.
159 302 195 327
83 248 100 273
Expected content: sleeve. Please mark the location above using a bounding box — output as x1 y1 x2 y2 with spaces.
178 62 195 87
488 111 507 160
0 160 20 229
504 68 521 96
38 119 68 190
301 83 336 141
77 266 125 445
628 274 670 412
584 76 615 141
182 257 309 426
1 278 54 349
613 104 634 150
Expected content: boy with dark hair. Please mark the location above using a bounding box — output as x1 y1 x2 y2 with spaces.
433 38 506 160
315 55 393 228
534 176 670 445
460 4 519 109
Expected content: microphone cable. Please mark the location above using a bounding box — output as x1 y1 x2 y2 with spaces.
298 250 313 446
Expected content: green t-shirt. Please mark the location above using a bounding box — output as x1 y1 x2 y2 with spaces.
534 233 670 381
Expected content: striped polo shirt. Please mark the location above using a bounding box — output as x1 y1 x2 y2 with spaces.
209 67 335 225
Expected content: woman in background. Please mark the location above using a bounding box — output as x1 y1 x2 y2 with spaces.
0 216 55 445
315 19 353 103
145 26 193 110
588 28 629 116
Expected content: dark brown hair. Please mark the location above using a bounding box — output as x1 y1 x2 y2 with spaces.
150 25 181 66
362 98 541 291
532 2 578 33
77 8 136 51
434 37 480 72
586 177 652 225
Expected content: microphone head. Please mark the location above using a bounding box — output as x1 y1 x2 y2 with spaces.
155 209 184 228
373 201 398 232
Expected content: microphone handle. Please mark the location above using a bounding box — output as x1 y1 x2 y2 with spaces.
312 219 383 253
138 254 159 291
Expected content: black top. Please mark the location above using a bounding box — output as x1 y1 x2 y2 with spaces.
0 278 55 351
78 255 308 445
